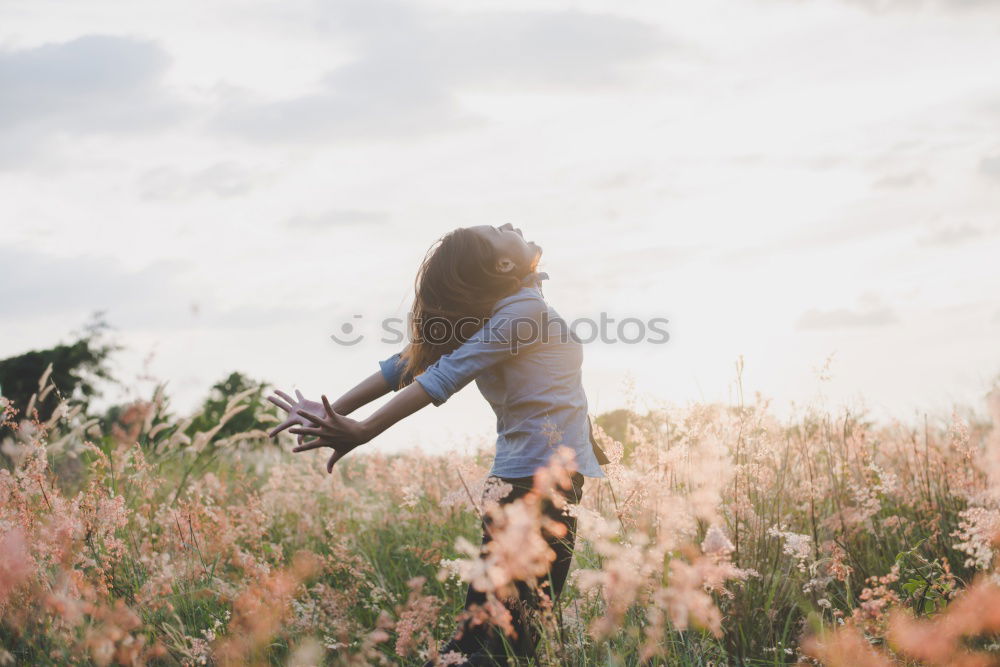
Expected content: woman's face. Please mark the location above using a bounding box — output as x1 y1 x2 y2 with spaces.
469 223 542 276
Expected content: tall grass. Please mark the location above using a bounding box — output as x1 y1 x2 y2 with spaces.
2 369 1000 665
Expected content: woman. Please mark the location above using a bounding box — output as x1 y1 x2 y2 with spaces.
268 223 608 665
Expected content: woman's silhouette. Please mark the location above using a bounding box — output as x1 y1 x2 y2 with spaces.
269 223 608 665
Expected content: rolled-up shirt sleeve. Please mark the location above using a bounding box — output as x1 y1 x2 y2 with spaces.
415 295 548 406
378 351 408 391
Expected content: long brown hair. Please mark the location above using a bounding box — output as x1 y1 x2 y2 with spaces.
397 228 533 384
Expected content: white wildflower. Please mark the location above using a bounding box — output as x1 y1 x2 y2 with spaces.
701 525 735 556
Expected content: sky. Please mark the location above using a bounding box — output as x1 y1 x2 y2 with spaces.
2 0 999 455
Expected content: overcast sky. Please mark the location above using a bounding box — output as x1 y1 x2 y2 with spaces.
2 0 999 454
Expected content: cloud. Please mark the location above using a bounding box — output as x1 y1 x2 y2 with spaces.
210 77 470 145
801 155 848 171
286 209 390 229
784 0 1000 13
797 294 899 330
202 303 328 328
137 162 270 201
917 223 987 246
0 244 331 332
592 169 651 190
0 35 190 168
727 217 900 263
0 244 190 322
873 170 932 189
979 154 1000 179
571 244 700 292
212 1 672 144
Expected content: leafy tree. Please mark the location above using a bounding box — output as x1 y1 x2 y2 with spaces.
185 370 279 443
0 312 121 429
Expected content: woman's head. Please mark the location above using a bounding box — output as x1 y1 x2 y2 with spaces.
398 224 543 382
467 222 542 277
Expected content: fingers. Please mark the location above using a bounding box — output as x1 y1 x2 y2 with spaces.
322 394 336 420
289 426 326 438
296 389 306 403
293 441 327 453
327 450 346 474
273 389 297 406
267 395 292 413
299 410 331 427
268 416 296 438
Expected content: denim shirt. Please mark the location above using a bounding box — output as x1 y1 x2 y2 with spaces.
378 271 607 479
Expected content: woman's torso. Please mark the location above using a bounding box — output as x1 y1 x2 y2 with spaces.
476 287 605 479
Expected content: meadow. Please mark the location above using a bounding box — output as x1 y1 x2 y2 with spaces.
3 365 1000 666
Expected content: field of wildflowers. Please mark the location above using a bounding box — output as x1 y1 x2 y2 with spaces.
3 365 1000 666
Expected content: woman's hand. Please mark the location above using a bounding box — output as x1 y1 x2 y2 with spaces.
289 394 372 473
267 389 324 445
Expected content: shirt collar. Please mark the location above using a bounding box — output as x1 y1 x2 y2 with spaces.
491 271 549 314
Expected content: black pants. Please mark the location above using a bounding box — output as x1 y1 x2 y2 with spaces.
450 471 585 665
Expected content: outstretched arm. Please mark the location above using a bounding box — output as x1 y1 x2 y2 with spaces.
288 294 548 473
329 370 394 415
290 380 434 473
